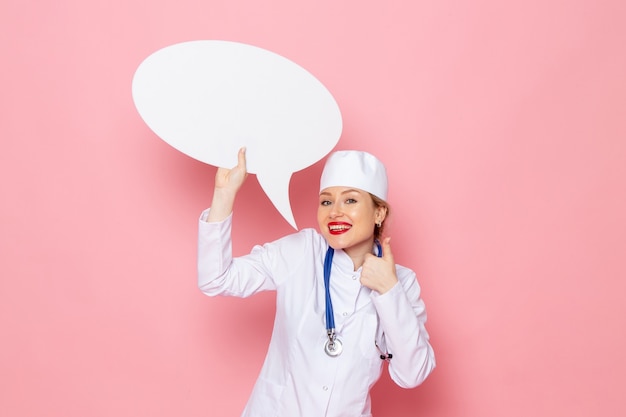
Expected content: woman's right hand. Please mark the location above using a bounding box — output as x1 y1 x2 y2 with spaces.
206 147 248 222
214 147 248 193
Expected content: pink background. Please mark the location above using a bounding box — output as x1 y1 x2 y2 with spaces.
1 1 625 416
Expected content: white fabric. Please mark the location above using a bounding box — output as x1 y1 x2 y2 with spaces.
198 210 435 417
319 151 388 201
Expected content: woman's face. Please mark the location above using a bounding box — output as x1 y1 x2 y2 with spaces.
317 186 386 260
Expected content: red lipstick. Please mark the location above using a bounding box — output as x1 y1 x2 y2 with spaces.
328 222 352 235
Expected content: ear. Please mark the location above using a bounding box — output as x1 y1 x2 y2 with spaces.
375 206 387 224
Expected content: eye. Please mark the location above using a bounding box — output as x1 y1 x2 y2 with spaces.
346 198 357 204
320 200 331 206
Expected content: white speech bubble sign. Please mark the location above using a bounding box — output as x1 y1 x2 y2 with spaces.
132 40 343 229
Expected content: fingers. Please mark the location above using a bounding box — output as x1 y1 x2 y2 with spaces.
214 148 248 190
361 238 398 294
237 147 247 170
381 237 394 263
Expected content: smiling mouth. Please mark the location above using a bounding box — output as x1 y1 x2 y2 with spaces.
328 222 351 235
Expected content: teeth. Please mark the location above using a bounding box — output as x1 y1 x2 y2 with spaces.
329 224 351 231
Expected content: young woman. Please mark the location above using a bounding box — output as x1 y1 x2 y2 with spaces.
198 148 435 417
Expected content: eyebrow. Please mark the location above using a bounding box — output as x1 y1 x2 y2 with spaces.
319 189 363 197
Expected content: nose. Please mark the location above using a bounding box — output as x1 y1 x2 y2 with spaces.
329 202 343 218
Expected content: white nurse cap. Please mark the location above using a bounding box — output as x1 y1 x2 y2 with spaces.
319 150 388 201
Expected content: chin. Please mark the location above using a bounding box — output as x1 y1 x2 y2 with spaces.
327 236 351 250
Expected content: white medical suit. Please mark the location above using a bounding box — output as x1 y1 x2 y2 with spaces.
198 211 435 417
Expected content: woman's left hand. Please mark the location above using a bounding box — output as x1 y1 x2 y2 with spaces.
360 237 399 294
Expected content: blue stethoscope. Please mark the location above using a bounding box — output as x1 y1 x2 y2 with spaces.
323 240 382 357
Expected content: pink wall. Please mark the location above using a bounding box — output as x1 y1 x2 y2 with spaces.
1 1 625 416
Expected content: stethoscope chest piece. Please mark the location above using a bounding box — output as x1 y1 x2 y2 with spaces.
324 337 343 357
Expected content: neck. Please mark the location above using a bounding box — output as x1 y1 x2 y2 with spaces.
344 240 375 271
